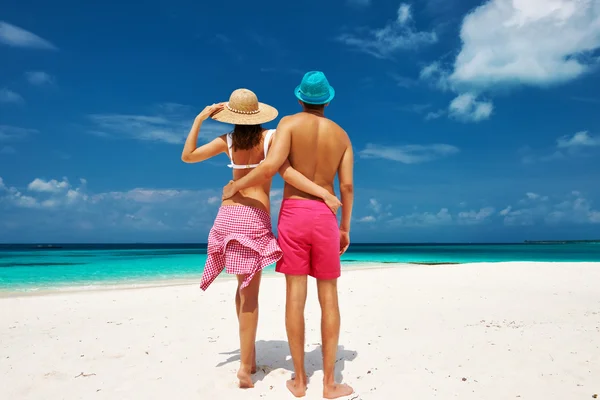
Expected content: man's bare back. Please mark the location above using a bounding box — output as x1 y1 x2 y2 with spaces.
283 112 351 201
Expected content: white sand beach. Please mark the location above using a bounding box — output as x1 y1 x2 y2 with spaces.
1 262 599 399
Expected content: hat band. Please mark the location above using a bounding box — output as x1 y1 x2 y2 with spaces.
226 103 260 115
298 89 331 103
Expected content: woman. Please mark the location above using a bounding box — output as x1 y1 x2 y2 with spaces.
181 88 340 389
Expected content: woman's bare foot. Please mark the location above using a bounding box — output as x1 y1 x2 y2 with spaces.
323 383 354 399
237 368 254 389
286 377 307 398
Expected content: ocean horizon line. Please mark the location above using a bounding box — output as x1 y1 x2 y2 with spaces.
2 240 600 248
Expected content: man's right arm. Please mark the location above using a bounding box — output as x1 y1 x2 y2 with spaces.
338 142 354 254
222 117 292 199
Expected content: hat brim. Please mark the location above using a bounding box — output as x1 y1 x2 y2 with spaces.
294 85 335 105
211 102 278 125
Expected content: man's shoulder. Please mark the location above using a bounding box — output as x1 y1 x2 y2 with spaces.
280 112 307 123
279 113 349 140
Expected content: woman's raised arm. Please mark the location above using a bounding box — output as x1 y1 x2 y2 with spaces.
181 103 227 163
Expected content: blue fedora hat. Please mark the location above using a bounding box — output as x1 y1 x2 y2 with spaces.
294 71 335 105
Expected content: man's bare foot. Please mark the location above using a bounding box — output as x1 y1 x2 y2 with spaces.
286 377 307 398
237 368 254 389
323 383 354 399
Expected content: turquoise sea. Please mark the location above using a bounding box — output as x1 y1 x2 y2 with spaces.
1 243 600 291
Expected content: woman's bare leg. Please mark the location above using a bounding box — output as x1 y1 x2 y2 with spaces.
235 283 256 373
236 271 261 388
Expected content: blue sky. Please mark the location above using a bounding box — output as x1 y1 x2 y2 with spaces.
1 0 600 243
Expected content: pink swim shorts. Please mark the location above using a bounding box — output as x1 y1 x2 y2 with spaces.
276 199 341 280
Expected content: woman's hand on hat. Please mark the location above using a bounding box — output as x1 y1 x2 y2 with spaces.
196 103 225 122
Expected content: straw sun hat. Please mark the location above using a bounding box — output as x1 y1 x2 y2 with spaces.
211 89 278 125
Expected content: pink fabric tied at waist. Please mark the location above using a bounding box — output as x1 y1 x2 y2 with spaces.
200 205 282 291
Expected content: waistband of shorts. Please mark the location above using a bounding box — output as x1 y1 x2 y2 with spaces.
280 198 328 210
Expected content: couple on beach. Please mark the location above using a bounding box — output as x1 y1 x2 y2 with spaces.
181 71 354 399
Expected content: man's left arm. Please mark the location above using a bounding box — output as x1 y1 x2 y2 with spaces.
222 117 292 199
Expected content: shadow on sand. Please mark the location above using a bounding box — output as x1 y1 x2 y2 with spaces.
217 340 358 384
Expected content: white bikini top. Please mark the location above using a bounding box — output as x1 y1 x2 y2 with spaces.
226 129 275 169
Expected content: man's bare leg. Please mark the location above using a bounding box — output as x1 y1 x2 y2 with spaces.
285 274 308 397
236 272 261 388
235 283 256 374
317 279 353 399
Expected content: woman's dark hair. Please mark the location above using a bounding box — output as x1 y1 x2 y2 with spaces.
230 124 263 151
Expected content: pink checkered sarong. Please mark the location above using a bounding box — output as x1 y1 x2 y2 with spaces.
200 205 282 291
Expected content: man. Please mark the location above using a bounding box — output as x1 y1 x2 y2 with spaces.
222 71 354 399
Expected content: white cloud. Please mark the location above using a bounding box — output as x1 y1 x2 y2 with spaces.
519 192 549 204
590 211 600 223
0 88 24 104
66 188 86 204
13 194 39 208
92 188 192 204
354 191 600 229
425 109 446 120
504 191 600 226
391 208 453 227
417 0 600 121
503 209 536 226
450 0 600 89
88 115 183 144
207 196 220 205
420 62 450 91
0 178 88 210
420 62 440 79
369 198 382 213
0 125 38 141
360 143 459 164
448 93 493 122
0 177 221 234
337 2 437 58
0 180 51 209
522 130 600 163
28 178 70 193
25 71 54 85
397 3 412 24
557 131 600 148
360 198 392 223
88 103 229 144
545 195 600 224
458 207 495 225
0 21 57 50
500 206 512 216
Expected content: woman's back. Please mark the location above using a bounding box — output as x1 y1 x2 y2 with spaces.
222 128 275 213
